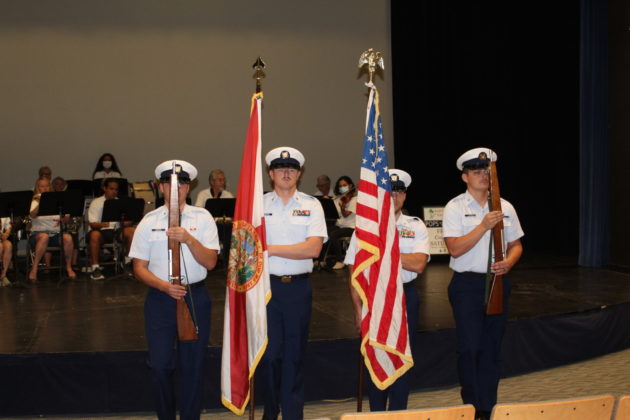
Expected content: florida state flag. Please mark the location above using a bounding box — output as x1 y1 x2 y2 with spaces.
221 92 271 415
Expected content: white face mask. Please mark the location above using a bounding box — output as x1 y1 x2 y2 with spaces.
339 185 350 194
103 161 112 169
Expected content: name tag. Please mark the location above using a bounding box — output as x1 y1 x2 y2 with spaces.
464 214 476 217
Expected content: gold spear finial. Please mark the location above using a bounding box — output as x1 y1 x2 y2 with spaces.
358 48 384 85
253 56 266 93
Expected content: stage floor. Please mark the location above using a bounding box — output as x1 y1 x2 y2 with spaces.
1 254 629 354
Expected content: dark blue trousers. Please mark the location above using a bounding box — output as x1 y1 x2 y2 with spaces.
367 281 419 411
260 277 312 420
447 272 511 412
144 285 211 420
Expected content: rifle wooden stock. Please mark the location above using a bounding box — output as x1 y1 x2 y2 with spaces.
168 173 198 342
486 160 504 316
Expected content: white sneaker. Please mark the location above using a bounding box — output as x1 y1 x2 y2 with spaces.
332 261 345 270
90 268 105 280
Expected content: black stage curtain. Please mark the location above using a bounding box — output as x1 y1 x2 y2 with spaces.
391 2 580 257
579 0 610 267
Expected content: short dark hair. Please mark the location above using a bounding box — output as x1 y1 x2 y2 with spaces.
103 178 120 188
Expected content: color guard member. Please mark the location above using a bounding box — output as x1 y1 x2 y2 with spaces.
345 169 430 411
442 148 524 420
260 147 327 420
129 160 219 420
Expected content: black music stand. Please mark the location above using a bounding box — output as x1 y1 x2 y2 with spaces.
102 198 145 226
37 190 85 284
0 191 34 287
93 178 129 198
205 198 236 268
66 180 94 197
205 198 236 219
315 196 340 220
315 196 340 233
101 198 145 279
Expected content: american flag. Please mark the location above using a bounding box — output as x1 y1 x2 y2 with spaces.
351 86 413 389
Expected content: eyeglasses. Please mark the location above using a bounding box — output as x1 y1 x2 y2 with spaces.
273 168 298 175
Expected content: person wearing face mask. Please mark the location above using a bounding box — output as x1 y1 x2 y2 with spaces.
92 153 123 180
319 175 357 270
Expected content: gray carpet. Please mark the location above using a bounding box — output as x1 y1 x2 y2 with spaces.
6 348 629 419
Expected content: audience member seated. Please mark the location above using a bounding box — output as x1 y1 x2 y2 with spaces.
38 166 52 180
0 217 12 287
87 178 135 280
28 178 76 282
51 176 67 192
313 174 334 198
319 176 357 269
92 153 122 180
194 168 234 207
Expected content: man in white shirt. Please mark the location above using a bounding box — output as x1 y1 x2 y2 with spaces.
345 169 430 411
130 159 219 420
260 147 327 420
194 169 234 207
442 148 524 420
87 178 135 280
312 174 334 198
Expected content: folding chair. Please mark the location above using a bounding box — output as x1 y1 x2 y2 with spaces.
340 404 475 420
614 395 630 420
490 395 615 420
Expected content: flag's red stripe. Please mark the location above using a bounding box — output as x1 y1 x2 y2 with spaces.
356 203 378 222
229 287 248 406
233 100 259 222
359 179 378 197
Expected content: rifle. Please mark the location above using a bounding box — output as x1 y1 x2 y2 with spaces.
168 164 198 341
485 159 505 315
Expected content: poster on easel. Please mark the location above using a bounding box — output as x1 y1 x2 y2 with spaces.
422 206 448 255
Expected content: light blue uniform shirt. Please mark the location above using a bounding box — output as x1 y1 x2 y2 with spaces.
264 190 328 276
345 213 431 283
129 204 219 284
442 191 524 273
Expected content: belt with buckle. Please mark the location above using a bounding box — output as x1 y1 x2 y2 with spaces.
270 273 309 283
459 271 488 280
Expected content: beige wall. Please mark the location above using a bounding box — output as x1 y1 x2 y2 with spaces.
0 0 393 200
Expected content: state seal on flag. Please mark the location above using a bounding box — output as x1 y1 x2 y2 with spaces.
227 220 264 293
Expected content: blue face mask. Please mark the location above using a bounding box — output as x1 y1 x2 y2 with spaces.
339 185 350 194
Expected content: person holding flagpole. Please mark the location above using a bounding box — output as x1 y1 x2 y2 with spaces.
345 169 430 411
259 147 327 420
347 53 414 413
